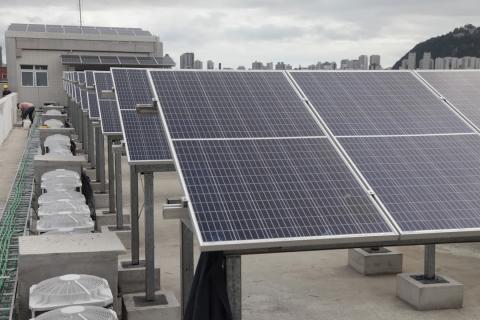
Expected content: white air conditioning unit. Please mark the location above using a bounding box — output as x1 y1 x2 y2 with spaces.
29 275 113 317
44 109 62 116
33 305 117 320
36 214 94 234
44 227 92 235
43 119 65 128
38 200 90 217
38 191 85 206
44 134 70 154
42 169 80 182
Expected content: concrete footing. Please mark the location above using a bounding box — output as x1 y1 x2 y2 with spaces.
94 193 109 208
95 211 131 231
118 259 161 294
122 291 180 320
91 181 109 192
101 225 132 249
396 273 463 310
348 248 403 275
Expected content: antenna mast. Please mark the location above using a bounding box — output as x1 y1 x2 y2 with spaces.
78 0 83 27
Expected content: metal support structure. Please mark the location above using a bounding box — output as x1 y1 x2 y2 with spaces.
424 244 436 280
113 144 124 229
226 255 242 320
88 119 95 168
95 124 106 192
144 172 156 301
78 108 83 144
107 136 116 213
130 165 140 265
181 221 194 316
83 112 88 153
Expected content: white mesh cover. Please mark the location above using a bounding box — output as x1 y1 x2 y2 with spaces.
43 119 65 128
44 134 70 154
38 191 85 205
36 215 94 233
34 306 117 320
41 178 82 193
38 201 90 217
42 169 80 182
29 275 113 312
45 109 62 116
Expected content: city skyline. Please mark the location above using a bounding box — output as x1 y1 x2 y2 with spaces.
1 1 480 68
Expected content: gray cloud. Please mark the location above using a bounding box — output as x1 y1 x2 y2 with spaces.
1 1 479 68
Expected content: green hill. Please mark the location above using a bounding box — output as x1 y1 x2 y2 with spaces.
392 24 480 69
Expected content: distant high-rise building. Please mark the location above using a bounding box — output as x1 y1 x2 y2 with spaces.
265 62 273 70
207 60 214 70
237 66 246 70
435 57 445 69
193 59 203 69
407 52 416 69
321 62 336 70
352 59 360 70
359 55 369 70
218 63 222 70
252 61 264 70
420 52 433 70
275 62 287 70
400 59 408 70
462 56 476 69
180 52 194 69
369 55 381 70
340 59 350 70
307 64 316 70
0 46 3 66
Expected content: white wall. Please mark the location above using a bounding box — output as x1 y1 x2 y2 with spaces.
0 93 18 146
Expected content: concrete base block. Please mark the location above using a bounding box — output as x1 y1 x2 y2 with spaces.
85 168 96 178
348 248 403 275
91 181 109 192
396 273 463 310
96 211 131 231
101 225 132 249
123 291 180 320
118 259 161 294
94 193 109 208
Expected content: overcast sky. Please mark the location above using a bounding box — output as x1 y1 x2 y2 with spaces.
0 1 479 68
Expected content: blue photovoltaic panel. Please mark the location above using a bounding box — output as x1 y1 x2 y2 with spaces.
120 110 171 161
111 68 171 161
75 85 81 105
174 138 394 244
99 56 120 65
94 72 122 134
418 71 480 130
78 72 85 85
149 71 324 139
80 90 89 111
85 71 95 87
339 134 480 233
88 92 100 119
118 56 139 65
290 71 472 136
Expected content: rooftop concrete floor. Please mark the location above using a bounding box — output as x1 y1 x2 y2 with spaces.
113 156 480 320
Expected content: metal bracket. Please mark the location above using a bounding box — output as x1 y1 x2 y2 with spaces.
136 99 159 114
100 89 116 100
163 200 194 232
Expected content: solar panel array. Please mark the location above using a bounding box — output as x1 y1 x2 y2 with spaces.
8 24 152 36
111 68 172 162
289 71 480 238
93 71 122 135
418 71 480 130
148 70 397 250
60 55 174 67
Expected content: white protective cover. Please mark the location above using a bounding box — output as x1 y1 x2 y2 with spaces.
38 200 90 217
38 190 85 205
42 169 80 182
36 214 94 233
29 274 113 312
41 178 82 193
34 306 117 320
45 109 62 116
43 119 65 128
44 134 71 155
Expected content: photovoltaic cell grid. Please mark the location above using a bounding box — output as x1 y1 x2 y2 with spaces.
8 24 152 36
149 71 324 139
340 134 480 233
80 89 89 111
148 70 396 249
94 72 122 134
61 55 81 64
289 71 473 136
85 71 95 87
418 71 480 130
111 68 171 161
88 92 100 119
174 138 394 243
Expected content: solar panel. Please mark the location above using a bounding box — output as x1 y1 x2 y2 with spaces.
111 68 171 162
8 24 27 31
98 27 117 35
27 24 46 32
118 56 139 65
78 72 85 85
339 134 480 234
46 25 63 33
134 30 152 36
115 28 135 35
64 26 82 34
94 71 122 135
137 57 157 65
99 56 120 65
88 92 100 119
149 71 324 139
80 55 101 65
61 55 81 64
85 71 95 87
80 89 89 111
289 71 472 136
75 85 81 104
418 71 480 130
81 27 99 34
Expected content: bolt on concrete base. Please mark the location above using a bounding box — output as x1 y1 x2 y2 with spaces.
95 211 131 231
118 259 161 295
348 248 403 275
396 272 463 310
122 290 180 320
